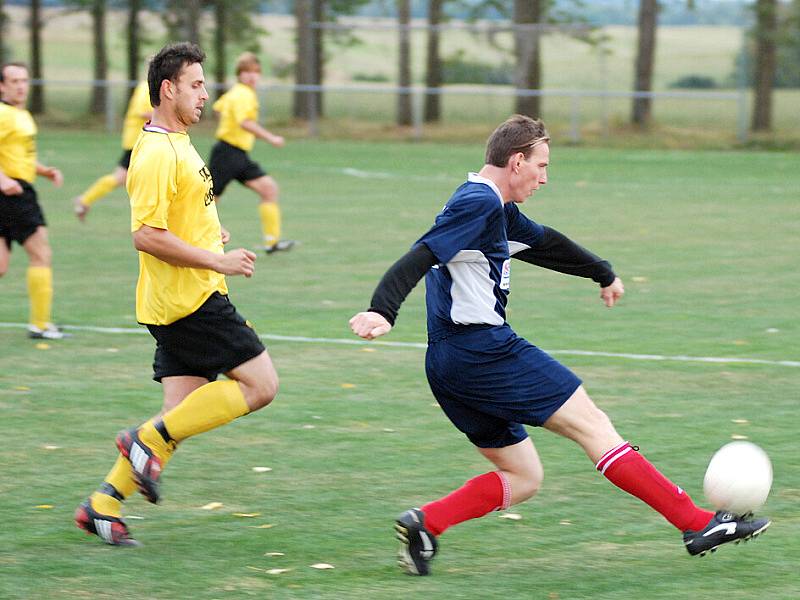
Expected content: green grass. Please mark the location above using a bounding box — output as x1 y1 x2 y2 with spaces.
0 132 798 599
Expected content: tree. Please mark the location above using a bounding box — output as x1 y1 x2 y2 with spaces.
127 0 144 98
293 0 315 119
0 0 8 65
29 0 44 113
632 0 658 127
423 0 444 123
751 0 778 131
212 0 227 99
397 0 412 126
207 0 263 99
163 0 202 45
89 0 108 115
514 0 544 118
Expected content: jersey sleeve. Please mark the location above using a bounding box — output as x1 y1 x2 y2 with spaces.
129 141 177 231
505 202 545 251
417 191 501 265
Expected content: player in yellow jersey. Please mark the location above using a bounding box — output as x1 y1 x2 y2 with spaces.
75 43 280 546
0 62 67 339
72 78 152 221
209 51 295 253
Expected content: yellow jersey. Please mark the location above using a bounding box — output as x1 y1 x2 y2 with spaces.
121 81 152 150
0 102 37 183
213 82 258 152
128 125 227 325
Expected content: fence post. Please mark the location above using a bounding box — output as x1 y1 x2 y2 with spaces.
105 80 115 134
570 93 581 143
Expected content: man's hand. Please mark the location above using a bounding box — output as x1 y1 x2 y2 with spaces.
216 248 256 277
600 277 625 307
220 225 231 245
0 175 23 196
349 311 392 340
42 167 63 187
267 133 285 148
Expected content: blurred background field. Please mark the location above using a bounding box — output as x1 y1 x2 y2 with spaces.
0 131 798 599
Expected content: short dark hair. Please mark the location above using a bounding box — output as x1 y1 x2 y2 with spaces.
0 62 29 83
147 42 205 107
484 114 550 167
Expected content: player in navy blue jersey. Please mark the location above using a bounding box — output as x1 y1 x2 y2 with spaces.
349 114 770 575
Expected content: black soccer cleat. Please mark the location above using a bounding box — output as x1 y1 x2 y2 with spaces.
683 511 771 556
116 428 163 504
74 501 141 547
264 239 296 254
395 508 438 576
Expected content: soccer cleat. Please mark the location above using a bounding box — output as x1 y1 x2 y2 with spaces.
116 428 163 504
683 511 771 556
74 501 141 547
395 508 438 576
27 323 71 340
263 239 296 254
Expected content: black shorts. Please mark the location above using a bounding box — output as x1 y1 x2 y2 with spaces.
118 149 133 169
146 292 266 382
0 181 46 250
208 140 266 196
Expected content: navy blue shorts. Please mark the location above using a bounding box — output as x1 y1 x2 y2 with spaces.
425 324 581 448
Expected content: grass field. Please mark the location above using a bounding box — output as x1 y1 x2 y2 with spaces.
0 131 798 599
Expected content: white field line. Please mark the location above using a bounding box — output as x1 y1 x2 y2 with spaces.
2 321 798 368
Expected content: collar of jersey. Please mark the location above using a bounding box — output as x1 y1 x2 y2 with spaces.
143 123 183 134
467 172 503 204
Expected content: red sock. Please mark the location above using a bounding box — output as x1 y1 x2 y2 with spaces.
597 441 713 532
421 471 511 536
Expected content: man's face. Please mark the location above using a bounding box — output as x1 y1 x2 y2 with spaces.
169 61 208 127
238 68 261 87
0 65 30 108
509 143 549 203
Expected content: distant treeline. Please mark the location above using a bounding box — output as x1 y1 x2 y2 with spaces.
12 0 751 27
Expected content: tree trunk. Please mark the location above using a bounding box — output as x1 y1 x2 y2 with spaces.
186 0 201 46
751 0 777 131
90 0 108 116
127 0 142 100
0 0 7 65
29 0 44 114
632 0 658 127
293 0 314 119
396 0 412 126
514 0 542 118
312 0 324 117
423 0 443 123
213 0 227 100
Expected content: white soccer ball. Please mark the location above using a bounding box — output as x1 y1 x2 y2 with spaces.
703 441 772 515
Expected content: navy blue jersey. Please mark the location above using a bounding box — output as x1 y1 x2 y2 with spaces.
417 173 545 338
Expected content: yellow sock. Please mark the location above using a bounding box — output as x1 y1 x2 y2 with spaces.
159 380 249 442
137 419 178 463
90 490 123 518
258 202 281 247
104 455 139 499
27 266 52 329
81 174 118 207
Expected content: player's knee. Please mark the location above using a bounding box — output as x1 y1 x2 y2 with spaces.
244 374 279 411
516 470 543 502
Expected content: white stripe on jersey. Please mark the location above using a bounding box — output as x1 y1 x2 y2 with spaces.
508 240 532 256
447 250 504 326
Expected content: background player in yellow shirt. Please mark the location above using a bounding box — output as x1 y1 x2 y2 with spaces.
0 62 66 339
75 43 280 546
72 78 152 221
209 52 294 253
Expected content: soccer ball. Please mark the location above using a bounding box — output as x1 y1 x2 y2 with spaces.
703 441 772 515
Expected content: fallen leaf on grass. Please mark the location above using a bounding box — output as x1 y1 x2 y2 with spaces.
264 552 285 557
248 524 275 529
267 568 292 575
631 276 649 283
340 383 356 389
252 466 272 473
200 502 223 510
310 563 335 569
35 343 50 350
13 386 30 391
34 505 53 509
382 428 395 433
731 434 749 440
731 419 749 424
43 445 61 450
125 515 144 520
233 512 261 518
559 520 572 526
302 425 316 430
360 347 376 352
